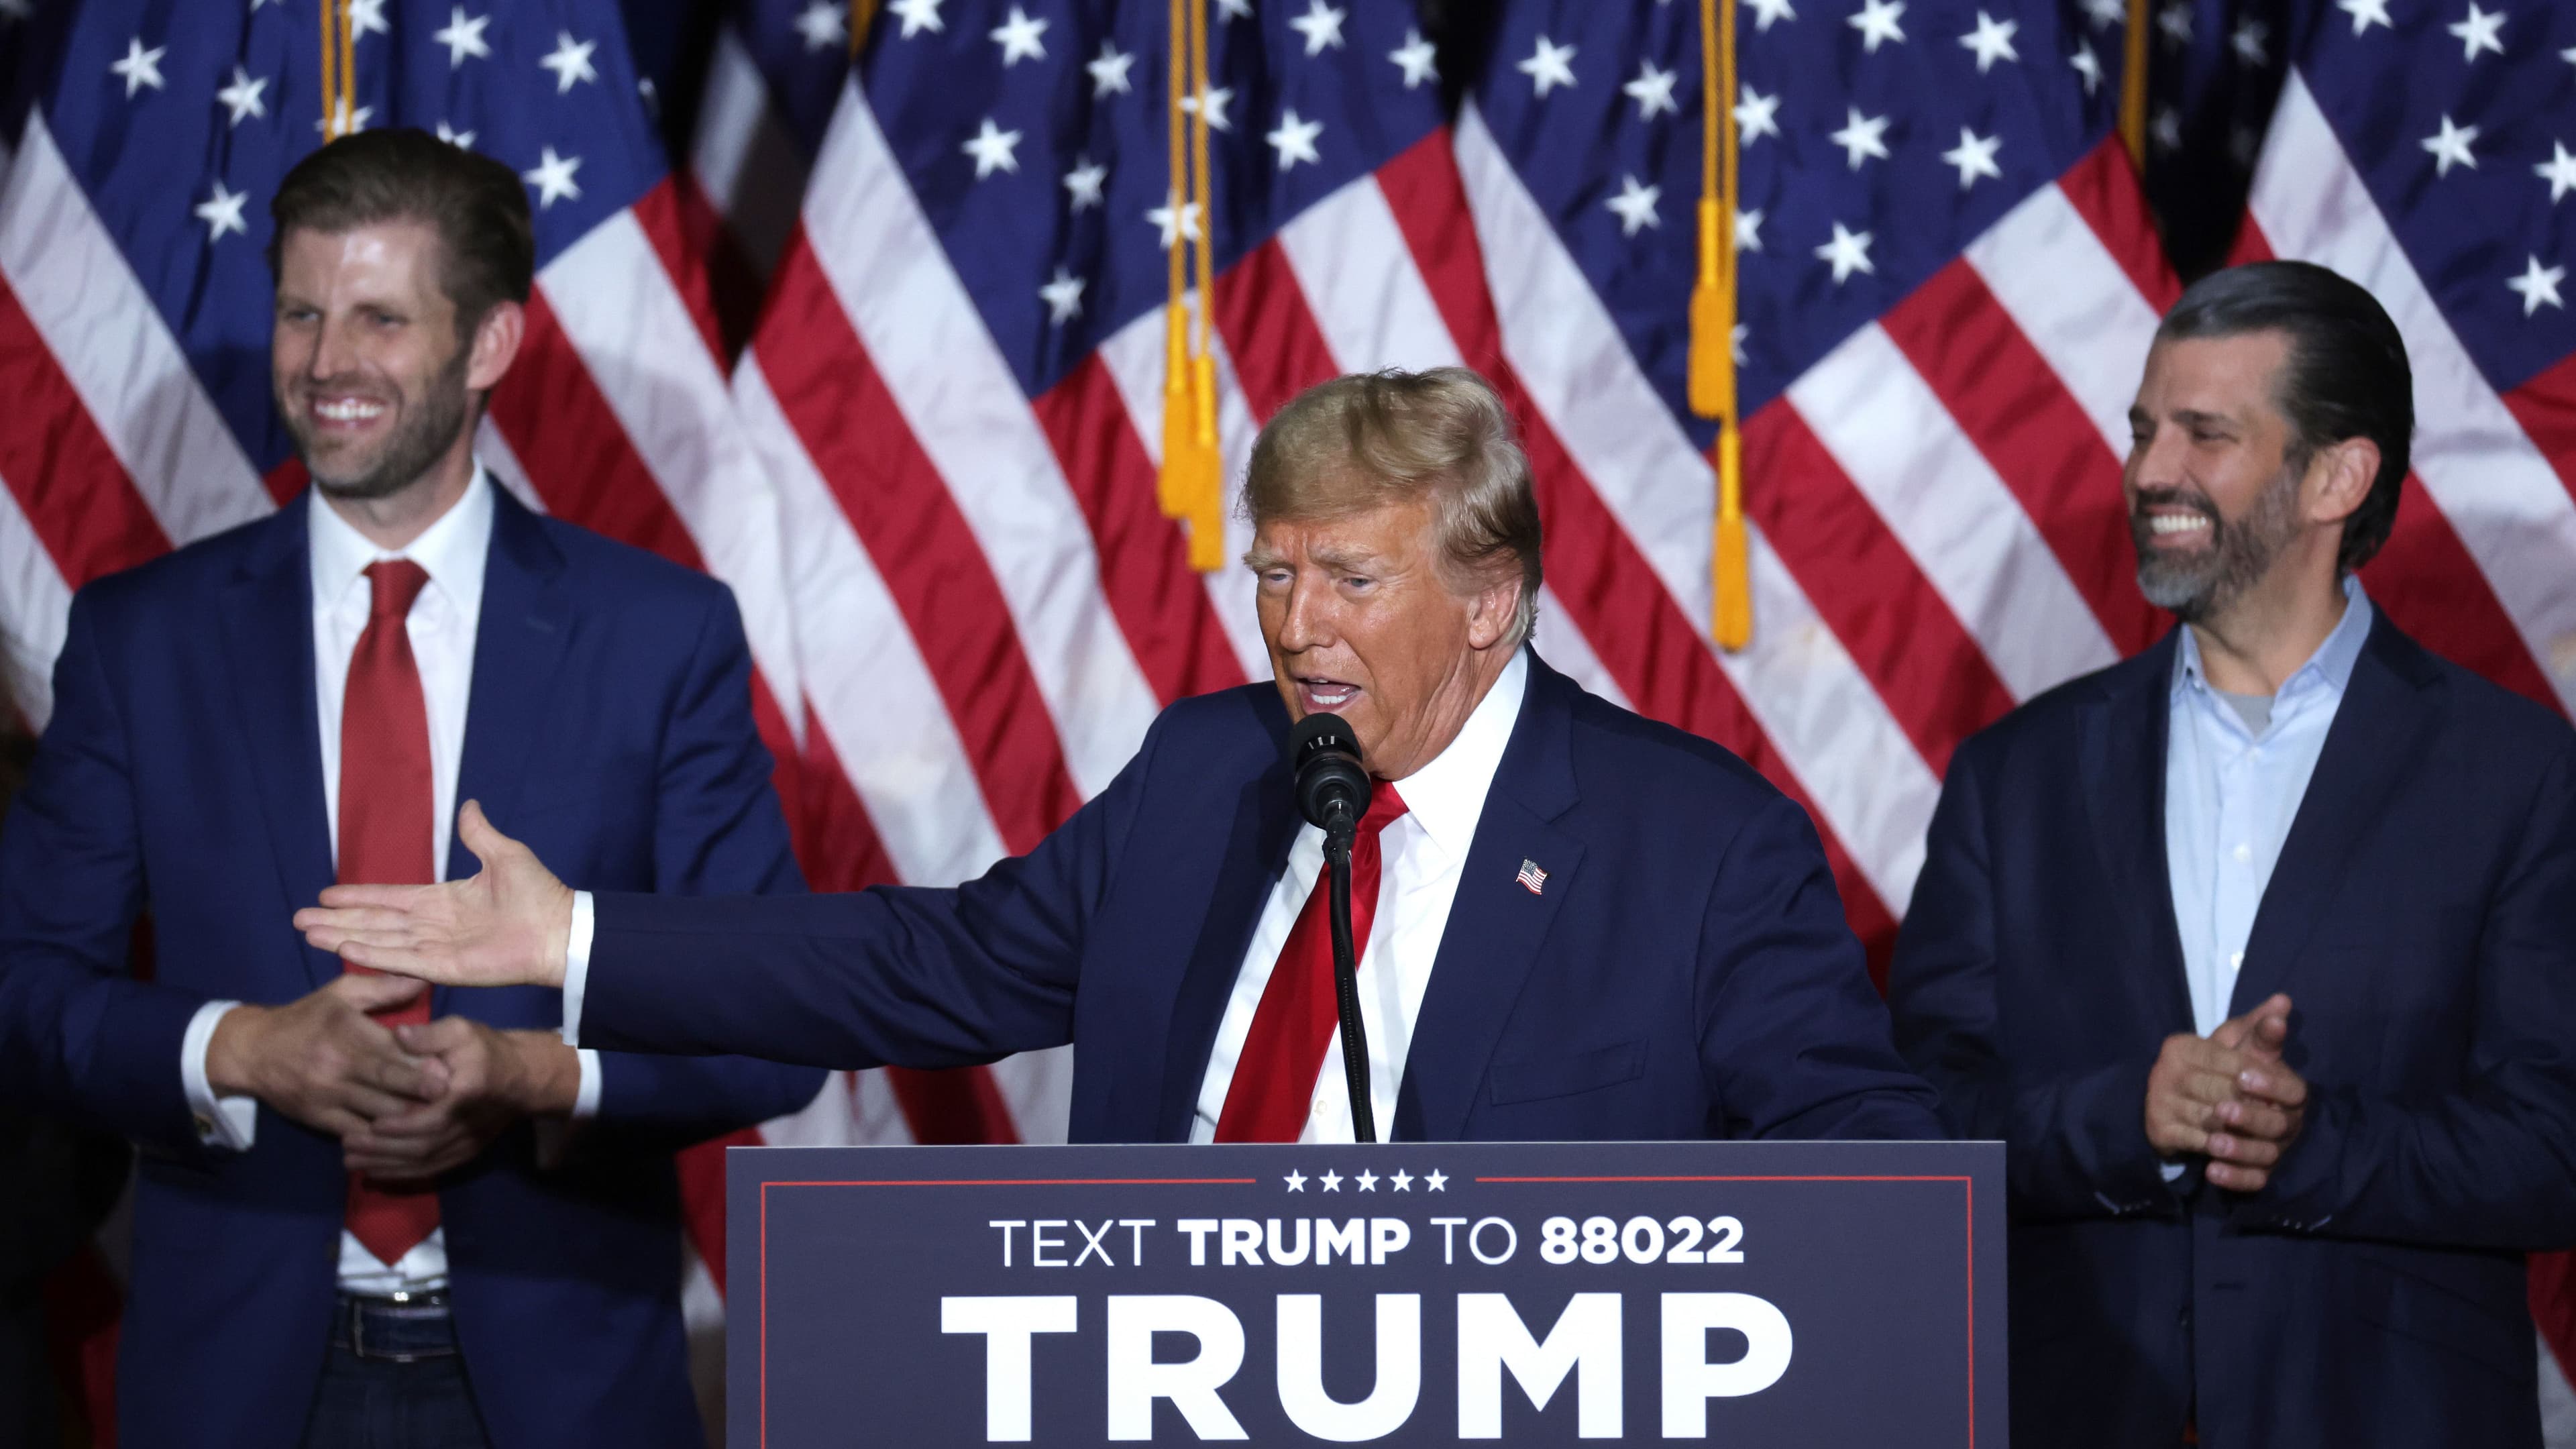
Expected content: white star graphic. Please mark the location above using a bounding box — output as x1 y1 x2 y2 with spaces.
1320 1169 1343 1191
1063 156 1107 210
539 32 599 93
1179 85 1234 131
989 5 1048 66
315 99 373 136
523 146 583 208
2507 255 2565 316
1216 0 1252 19
111 38 167 98
2082 0 2123 28
1356 1169 1379 1191
2338 0 2392 36
1424 1170 1447 1191
1847 0 1907 54
2537 142 2576 203
2422 115 2478 176
1941 126 2003 189
888 0 944 37
346 0 388 39
962 117 1022 178
1519 36 1578 97
1390 1169 1413 1191
1146 197 1203 248
1959 11 2018 71
1733 85 1782 144
1605 174 1662 235
436 120 476 149
2231 18 2268 66
195 180 250 241
1735 206 1764 252
1829 105 1891 169
1039 267 1085 324
215 66 269 125
1815 220 1875 283
1625 60 1680 121
1389 29 1439 88
2448 3 2505 62
2157 1 2190 48
1288 0 1346 56
2565 44 2576 69
434 7 492 67
1087 41 1134 96
2070 42 2104 94
2151 105 2182 152
1266 108 1323 170
1746 0 1797 32
1285 1170 1307 1191
793 1 847 52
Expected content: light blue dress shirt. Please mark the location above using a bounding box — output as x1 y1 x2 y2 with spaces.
2164 574 2373 1040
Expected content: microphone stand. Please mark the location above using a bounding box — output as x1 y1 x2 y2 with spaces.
1322 812 1376 1143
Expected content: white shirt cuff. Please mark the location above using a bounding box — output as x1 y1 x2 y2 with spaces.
180 1000 259 1151
572 1047 602 1120
559 890 594 1047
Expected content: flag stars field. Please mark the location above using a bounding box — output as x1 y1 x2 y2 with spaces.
888 0 945 39
215 66 269 126
539 32 598 93
1849 0 1907 54
1388 29 1438 89
1625 60 1680 121
1062 157 1107 211
1288 0 1346 58
989 6 1048 66
2424 115 2479 176
1831 106 1892 169
195 181 250 243
793 1 848 54
111 37 167 98
522 146 582 207
963 119 1022 179
2449 3 2506 64
435 7 492 67
1519 36 1577 98
1959 11 2019 72
1605 175 1662 236
1087 42 1134 97
1736 85 1783 144
2508 257 2565 317
1267 110 1324 171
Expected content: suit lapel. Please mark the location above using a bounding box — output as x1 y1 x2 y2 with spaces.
448 487 572 883
2228 618 2439 1015
218 496 341 992
1397 653 1584 1143
1155 753 1301 1142
2078 633 2197 1038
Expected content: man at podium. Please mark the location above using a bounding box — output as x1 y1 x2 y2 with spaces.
299 367 1939 1146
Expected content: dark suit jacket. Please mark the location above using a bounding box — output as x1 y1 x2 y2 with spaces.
1888 614 2576 1449
0 488 826 1449
577 651 1941 1144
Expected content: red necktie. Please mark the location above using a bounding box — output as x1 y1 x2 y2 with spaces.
339 559 441 1266
1214 782 1410 1142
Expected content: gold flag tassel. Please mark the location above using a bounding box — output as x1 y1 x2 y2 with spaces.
1183 0 1226 572
849 0 877 58
318 0 349 140
2118 0 2151 165
1692 0 1751 649
1157 0 1202 521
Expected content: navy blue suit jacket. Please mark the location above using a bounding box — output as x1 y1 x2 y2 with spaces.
580 651 1939 1144
0 488 826 1449
1888 614 2576 1449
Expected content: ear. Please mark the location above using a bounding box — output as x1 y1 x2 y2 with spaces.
1462 574 1523 653
464 299 525 394
2305 435 2379 530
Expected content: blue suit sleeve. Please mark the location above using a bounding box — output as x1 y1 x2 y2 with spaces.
584 589 826 1139
1888 741 2176 1219
576 706 1163 1069
1697 792 1945 1141
0 592 209 1154
2239 737 2576 1248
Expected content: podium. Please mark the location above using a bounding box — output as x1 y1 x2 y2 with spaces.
730 1140 2004 1446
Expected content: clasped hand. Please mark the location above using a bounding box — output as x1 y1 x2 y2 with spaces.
2144 991 2309 1193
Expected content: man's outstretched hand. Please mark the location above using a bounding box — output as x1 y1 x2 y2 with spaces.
296 800 575 990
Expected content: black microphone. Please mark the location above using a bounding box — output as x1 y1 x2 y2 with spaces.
1285 710 1378 1144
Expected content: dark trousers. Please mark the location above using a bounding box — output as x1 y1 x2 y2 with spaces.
300 1296 491 1449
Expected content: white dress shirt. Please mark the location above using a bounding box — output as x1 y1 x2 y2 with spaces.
178 470 600 1295
555 651 1532 1145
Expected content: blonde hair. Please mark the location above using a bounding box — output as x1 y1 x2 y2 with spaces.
1242 368 1542 644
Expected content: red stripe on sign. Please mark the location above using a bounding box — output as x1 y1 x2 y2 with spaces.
1749 403 2016 780
1028 352 1248 706
755 237 1082 853
2500 352 2576 515
1209 237 1345 422
1882 259 2167 657
2058 138 2181 312
1375 130 1900 967
2235 221 2565 714
634 173 765 364
0 274 169 586
488 290 708 572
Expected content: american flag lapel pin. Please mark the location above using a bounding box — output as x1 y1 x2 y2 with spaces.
1515 859 1548 896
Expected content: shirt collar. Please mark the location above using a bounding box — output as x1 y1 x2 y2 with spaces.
2172 573 2373 707
307 463 496 613
1384 648 1529 861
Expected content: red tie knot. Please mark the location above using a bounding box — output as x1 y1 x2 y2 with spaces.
365 559 431 621
1359 780 1410 837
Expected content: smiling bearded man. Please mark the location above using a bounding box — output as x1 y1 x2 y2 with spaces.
297 366 1940 1149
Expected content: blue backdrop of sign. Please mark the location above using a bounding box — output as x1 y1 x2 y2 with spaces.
729 1140 2005 1446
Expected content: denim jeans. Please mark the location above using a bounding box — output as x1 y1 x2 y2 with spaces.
300 1297 490 1449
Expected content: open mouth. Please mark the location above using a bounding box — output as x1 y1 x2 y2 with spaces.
307 394 392 431
1296 677 1360 712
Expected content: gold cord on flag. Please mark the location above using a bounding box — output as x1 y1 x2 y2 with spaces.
2119 0 2150 164
850 0 878 58
318 0 347 140
1690 0 1751 650
1157 0 1223 568
1183 0 1224 570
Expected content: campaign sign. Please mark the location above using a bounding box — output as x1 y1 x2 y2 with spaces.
729 1140 2004 1446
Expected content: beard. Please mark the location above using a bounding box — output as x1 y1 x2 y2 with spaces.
280 344 473 503
2130 460 2306 623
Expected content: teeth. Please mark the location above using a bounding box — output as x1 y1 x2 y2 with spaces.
2149 515 2210 535
315 399 386 422
1306 686 1354 706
